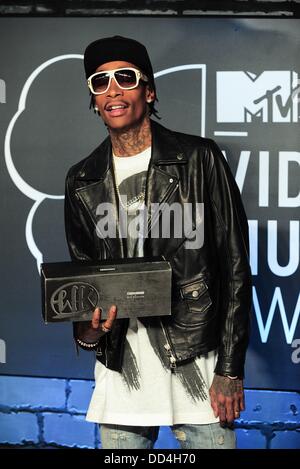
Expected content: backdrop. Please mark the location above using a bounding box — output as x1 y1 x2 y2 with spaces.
0 18 299 389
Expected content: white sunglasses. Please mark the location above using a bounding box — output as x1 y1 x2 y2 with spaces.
87 67 149 95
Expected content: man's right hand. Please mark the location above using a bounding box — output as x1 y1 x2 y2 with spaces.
76 305 117 344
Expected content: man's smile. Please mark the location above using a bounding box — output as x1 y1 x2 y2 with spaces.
105 101 129 117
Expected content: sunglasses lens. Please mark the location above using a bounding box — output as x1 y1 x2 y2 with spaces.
115 69 138 89
91 73 110 93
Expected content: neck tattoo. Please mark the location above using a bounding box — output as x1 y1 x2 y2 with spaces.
110 116 152 157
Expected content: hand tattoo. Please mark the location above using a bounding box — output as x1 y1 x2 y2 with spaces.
211 375 243 396
209 374 245 426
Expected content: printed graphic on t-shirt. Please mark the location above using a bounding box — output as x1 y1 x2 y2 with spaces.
121 318 208 403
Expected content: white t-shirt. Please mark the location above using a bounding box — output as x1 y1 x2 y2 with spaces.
86 146 219 426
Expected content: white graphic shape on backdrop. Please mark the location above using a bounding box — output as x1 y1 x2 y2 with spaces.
0 78 6 103
4 55 83 271
217 71 299 123
154 64 206 138
5 61 206 271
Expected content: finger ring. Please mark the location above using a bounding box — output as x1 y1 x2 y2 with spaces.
101 324 111 333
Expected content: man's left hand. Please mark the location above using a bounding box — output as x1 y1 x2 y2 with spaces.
209 374 244 427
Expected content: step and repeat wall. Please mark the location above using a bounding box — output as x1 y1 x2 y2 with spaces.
0 18 299 389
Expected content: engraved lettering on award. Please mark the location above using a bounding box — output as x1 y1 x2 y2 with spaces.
50 282 99 318
126 291 145 304
127 291 145 297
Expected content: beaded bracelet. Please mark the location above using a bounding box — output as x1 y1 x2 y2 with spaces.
76 337 99 349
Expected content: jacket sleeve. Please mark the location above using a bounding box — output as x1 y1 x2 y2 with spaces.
64 169 95 262
64 169 99 350
205 139 252 378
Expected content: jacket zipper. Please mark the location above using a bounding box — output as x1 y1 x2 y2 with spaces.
147 182 179 238
160 318 177 370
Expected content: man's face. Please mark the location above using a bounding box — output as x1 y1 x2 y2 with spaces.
93 60 155 131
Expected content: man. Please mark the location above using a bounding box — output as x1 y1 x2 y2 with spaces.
64 36 252 449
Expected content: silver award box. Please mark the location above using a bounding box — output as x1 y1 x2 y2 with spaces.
41 257 172 323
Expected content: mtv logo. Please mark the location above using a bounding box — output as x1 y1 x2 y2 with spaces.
217 71 299 123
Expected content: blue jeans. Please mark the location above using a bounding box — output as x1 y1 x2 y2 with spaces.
100 423 236 449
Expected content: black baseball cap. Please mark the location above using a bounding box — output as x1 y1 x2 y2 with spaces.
84 35 156 92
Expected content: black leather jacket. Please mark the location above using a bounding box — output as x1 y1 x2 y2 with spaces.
65 120 252 378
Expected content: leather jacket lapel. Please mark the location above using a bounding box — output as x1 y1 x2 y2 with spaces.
145 121 187 237
74 137 124 258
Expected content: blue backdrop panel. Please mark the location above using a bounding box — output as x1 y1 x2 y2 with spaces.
0 18 299 389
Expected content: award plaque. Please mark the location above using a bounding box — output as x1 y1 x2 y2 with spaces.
41 257 172 323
